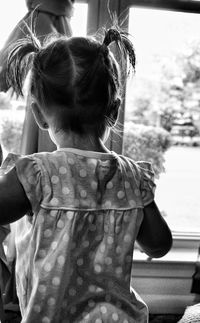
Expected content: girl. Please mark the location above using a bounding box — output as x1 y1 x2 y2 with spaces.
0 27 172 322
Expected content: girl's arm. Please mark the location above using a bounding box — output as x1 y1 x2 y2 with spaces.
0 168 31 225
136 201 173 258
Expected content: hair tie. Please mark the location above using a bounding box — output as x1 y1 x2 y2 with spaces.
103 28 121 47
102 26 136 73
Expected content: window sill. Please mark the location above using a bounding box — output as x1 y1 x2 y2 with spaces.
131 245 199 315
133 247 198 264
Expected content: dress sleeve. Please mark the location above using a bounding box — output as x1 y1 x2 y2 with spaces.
15 156 43 213
136 161 156 206
0 153 42 213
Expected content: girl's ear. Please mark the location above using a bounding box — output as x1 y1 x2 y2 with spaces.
31 102 49 130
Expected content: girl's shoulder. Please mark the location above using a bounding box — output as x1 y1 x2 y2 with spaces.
113 153 154 181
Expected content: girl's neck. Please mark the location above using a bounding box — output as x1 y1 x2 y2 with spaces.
50 130 110 153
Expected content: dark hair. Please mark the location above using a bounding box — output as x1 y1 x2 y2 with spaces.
7 26 136 137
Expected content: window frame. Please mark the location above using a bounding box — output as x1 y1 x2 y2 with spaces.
74 1 200 313
116 0 200 249
78 0 200 248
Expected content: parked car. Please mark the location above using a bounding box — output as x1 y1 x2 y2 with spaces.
171 117 200 146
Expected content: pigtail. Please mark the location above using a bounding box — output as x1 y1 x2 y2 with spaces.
103 27 136 74
6 22 41 97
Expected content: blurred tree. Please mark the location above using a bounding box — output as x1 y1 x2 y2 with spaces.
123 122 172 177
158 41 200 132
0 92 12 110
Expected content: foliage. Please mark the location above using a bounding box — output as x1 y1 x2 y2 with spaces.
126 77 159 126
123 122 172 177
160 107 177 132
158 41 200 132
0 118 23 154
0 91 12 110
127 94 153 125
126 41 200 135
181 41 200 84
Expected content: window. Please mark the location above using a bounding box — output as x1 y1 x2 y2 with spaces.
124 7 200 236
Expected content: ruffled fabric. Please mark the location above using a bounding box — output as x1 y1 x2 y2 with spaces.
114 154 156 207
136 161 156 206
0 153 21 176
15 156 43 214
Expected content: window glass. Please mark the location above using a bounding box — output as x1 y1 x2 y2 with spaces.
0 1 27 157
0 1 88 158
124 8 200 233
71 3 88 36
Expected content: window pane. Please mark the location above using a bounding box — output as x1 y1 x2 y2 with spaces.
0 1 27 157
125 8 200 233
0 1 27 49
71 3 88 36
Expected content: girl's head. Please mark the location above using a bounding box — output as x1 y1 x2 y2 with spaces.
7 26 135 140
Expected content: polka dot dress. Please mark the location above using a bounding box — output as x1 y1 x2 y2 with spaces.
2 149 155 323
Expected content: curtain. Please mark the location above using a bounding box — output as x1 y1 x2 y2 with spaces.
0 0 74 154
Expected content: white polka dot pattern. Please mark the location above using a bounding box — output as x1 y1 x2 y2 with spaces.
77 277 83 285
38 284 46 293
57 255 65 266
91 181 98 190
77 258 83 266
51 175 59 184
47 297 56 306
117 191 125 199
33 304 41 313
62 186 70 195
80 190 87 198
94 264 102 273
42 317 50 323
124 181 130 189
100 306 107 314
59 166 67 174
11 152 152 322
112 313 119 321
57 220 64 229
50 197 59 206
52 277 60 286
51 241 58 250
66 157 74 165
79 169 87 177
44 263 52 272
106 181 113 189
44 229 52 238
95 319 102 323
38 249 46 258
